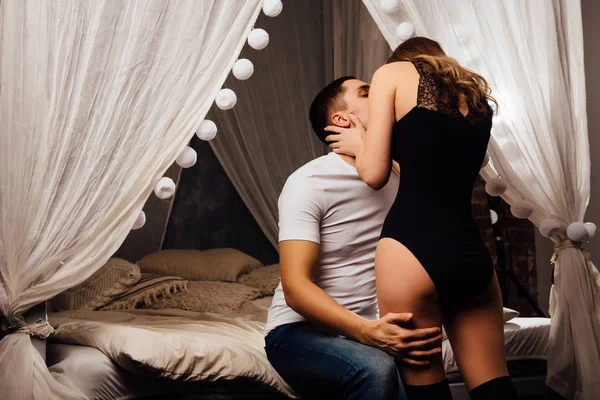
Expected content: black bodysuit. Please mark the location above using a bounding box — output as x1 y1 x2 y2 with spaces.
380 61 494 306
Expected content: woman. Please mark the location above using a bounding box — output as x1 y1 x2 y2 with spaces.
324 37 517 399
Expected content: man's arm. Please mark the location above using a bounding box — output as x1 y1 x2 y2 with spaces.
280 240 368 341
280 240 442 366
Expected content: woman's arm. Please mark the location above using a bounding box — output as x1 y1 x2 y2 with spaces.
324 63 417 188
354 65 397 190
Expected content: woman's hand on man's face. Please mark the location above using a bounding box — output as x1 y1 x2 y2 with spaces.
324 114 366 157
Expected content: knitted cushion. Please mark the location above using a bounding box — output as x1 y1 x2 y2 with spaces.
51 258 141 311
237 264 280 296
100 273 187 311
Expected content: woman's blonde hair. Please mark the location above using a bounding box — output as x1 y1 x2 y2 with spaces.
387 37 496 116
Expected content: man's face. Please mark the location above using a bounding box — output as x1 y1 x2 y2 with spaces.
332 79 370 129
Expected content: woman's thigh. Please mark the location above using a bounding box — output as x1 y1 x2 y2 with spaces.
375 238 446 385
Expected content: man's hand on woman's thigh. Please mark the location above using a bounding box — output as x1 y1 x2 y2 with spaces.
358 312 443 367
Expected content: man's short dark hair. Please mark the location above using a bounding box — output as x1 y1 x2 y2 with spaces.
309 76 356 144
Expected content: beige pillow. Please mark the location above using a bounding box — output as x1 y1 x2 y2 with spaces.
137 248 263 282
51 258 141 311
502 307 520 322
237 264 281 296
147 280 261 314
442 307 520 340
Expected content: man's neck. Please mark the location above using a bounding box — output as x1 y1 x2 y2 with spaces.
336 153 356 167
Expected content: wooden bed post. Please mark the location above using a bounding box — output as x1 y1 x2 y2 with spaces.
24 302 47 363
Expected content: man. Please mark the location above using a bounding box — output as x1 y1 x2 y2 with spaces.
264 77 443 400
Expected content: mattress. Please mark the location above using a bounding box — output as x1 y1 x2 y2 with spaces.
47 296 550 400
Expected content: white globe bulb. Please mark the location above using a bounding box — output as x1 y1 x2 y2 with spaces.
539 219 564 238
232 59 254 80
490 209 498 225
132 211 146 230
485 178 507 196
567 222 588 242
196 119 217 141
585 222 597 240
215 88 237 110
262 0 283 17
510 200 534 219
380 0 400 13
176 146 197 168
396 22 416 41
248 28 269 50
154 177 176 200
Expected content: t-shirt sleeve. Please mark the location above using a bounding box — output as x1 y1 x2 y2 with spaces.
278 173 324 244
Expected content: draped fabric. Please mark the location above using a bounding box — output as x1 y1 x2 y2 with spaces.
0 1 262 398
208 0 390 249
208 1 331 249
331 0 390 80
362 0 599 398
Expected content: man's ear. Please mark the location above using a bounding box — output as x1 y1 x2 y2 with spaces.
331 112 350 128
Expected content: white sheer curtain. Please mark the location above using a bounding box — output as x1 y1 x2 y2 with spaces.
362 1 598 398
208 0 390 249
208 0 329 248
0 1 262 398
331 0 390 80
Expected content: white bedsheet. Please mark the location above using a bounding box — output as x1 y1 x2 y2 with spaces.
48 304 298 399
443 317 551 373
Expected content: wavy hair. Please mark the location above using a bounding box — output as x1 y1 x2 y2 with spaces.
387 37 496 115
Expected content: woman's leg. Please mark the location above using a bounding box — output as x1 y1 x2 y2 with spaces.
375 238 450 399
442 272 518 399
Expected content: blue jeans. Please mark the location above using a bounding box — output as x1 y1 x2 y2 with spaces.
265 322 407 400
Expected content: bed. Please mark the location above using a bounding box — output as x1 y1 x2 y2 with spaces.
46 251 557 400
47 297 554 400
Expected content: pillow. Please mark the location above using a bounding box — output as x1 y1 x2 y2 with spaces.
137 248 263 282
100 273 187 311
442 307 520 340
237 264 280 296
51 258 141 311
147 281 261 314
502 307 520 322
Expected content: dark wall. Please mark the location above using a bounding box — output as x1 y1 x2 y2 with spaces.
162 137 279 265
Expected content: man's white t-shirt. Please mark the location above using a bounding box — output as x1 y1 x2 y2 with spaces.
265 152 399 334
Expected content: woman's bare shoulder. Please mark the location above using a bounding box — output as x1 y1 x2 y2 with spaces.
373 62 420 115
373 62 419 86
375 61 417 76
